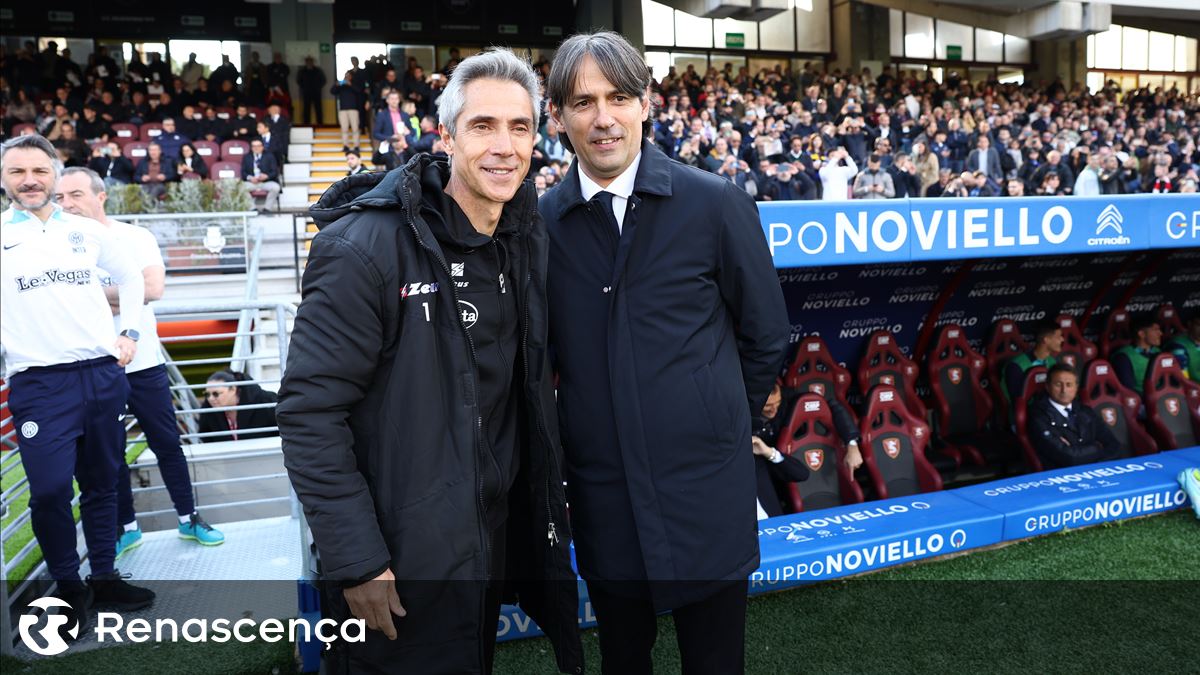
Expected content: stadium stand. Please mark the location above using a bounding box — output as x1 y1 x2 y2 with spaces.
1011 366 1050 471
858 385 942 499
1101 307 1133 357
1157 304 1186 339
1055 314 1099 379
784 335 855 421
927 324 995 468
778 392 863 512
857 329 926 422
1143 353 1200 449
1081 359 1159 457
986 318 1031 427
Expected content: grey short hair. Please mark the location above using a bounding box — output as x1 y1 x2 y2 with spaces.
437 48 540 137
545 31 653 153
62 166 106 195
1 134 64 181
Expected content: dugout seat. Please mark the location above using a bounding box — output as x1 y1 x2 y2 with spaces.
927 324 993 467
778 393 864 512
210 161 242 180
220 140 250 161
784 336 854 418
1080 359 1158 457
139 122 163 142
123 141 149 161
1101 308 1132 358
1054 314 1098 380
1011 366 1049 472
858 330 926 421
111 123 138 141
986 318 1030 427
859 386 942 499
1143 353 1200 449
1156 304 1185 339
192 140 221 169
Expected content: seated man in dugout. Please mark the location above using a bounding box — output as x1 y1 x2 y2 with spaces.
752 381 863 517
1026 364 1120 469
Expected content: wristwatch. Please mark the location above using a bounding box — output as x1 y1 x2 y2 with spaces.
119 329 140 342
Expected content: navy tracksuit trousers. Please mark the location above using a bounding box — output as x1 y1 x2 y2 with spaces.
8 357 127 581
116 364 194 525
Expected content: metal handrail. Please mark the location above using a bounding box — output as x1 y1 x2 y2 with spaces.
1 299 299 656
231 226 266 374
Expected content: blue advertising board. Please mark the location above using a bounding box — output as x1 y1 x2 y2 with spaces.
760 194 1200 269
751 492 1002 593
952 455 1192 541
1161 446 1200 465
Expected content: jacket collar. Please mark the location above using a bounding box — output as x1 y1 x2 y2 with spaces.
554 139 673 219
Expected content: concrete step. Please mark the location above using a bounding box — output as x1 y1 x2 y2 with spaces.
163 268 302 302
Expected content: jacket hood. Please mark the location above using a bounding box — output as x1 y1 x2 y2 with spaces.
308 153 442 230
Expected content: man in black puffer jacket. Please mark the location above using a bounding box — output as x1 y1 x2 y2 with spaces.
277 49 582 674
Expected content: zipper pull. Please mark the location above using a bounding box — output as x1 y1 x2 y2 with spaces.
499 273 506 294
547 521 559 546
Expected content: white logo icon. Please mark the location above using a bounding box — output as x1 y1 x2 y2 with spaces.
450 262 464 277
458 300 479 329
18 597 77 656
950 529 967 548
203 226 227 254
1096 205 1123 235
21 421 39 438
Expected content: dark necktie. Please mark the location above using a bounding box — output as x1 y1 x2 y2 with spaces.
593 191 621 240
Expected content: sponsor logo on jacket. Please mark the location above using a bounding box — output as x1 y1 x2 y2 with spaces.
15 268 93 292
400 281 439 299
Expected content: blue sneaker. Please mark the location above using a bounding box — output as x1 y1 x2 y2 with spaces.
1179 468 1200 519
116 525 142 558
178 513 226 546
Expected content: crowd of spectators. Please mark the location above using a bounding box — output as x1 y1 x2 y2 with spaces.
5 40 1200 202
2 42 299 207
642 62 1200 199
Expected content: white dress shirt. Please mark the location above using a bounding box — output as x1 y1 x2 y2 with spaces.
578 152 643 233
1049 399 1074 420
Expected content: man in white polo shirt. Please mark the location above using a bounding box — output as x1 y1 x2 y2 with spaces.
1 134 155 635
57 167 226 558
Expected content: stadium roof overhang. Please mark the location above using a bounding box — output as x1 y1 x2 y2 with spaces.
659 0 1199 40
859 0 1200 39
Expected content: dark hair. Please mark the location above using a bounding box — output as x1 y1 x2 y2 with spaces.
208 370 250 384
1 134 63 180
868 153 881 164
1047 363 1077 381
546 31 652 154
1033 320 1061 343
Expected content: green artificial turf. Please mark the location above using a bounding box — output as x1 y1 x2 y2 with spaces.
493 511 1200 674
3 511 1196 674
2 445 147 591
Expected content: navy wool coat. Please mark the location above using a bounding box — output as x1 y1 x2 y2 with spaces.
540 141 790 610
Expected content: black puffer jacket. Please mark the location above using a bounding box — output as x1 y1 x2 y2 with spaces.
277 153 582 673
